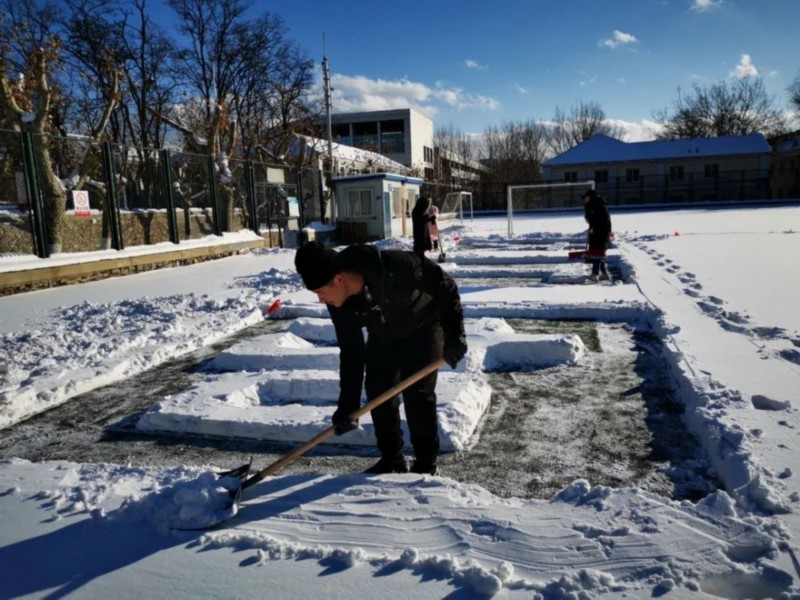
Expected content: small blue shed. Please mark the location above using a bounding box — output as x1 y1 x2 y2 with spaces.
333 173 425 240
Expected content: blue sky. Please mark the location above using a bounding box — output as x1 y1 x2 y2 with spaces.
156 0 800 141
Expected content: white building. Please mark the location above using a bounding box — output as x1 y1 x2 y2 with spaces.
329 108 434 173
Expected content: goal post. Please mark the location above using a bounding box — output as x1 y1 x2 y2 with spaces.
506 181 595 236
439 191 473 223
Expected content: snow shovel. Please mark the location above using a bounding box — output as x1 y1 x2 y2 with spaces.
194 357 448 528
568 248 605 262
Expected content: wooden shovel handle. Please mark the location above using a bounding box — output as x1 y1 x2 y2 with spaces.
242 357 447 490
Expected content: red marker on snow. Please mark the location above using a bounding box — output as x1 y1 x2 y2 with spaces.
263 298 281 317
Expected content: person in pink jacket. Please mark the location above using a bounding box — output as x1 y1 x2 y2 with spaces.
426 204 445 262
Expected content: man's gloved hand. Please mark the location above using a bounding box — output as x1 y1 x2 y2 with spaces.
443 336 468 368
331 407 359 436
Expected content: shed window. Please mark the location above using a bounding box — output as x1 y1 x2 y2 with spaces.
347 189 373 217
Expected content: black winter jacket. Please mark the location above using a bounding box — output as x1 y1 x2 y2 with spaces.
411 203 433 253
584 196 612 249
328 245 465 412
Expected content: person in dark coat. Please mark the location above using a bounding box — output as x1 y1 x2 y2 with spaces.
411 196 434 257
294 241 467 475
582 189 612 281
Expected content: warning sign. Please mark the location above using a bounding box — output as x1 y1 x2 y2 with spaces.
72 190 90 216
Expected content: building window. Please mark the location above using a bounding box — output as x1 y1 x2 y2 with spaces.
347 189 373 217
564 171 578 182
704 164 719 178
332 123 351 145
594 169 608 183
626 168 640 182
380 119 405 154
670 166 684 180
352 122 379 152
424 146 434 163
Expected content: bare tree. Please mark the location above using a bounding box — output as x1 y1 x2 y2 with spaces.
116 0 177 151
548 100 625 155
789 70 800 116
482 119 550 183
654 77 786 139
434 124 476 164
1 0 122 251
231 19 317 163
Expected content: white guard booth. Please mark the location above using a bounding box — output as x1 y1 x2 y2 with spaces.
333 173 425 241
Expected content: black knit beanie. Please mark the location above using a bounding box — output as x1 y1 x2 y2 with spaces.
295 241 340 290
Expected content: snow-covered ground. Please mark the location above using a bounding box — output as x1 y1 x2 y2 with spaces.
1 205 800 598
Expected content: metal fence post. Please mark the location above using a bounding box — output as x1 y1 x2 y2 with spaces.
100 142 124 250
208 154 222 236
19 132 49 258
245 160 259 234
161 149 180 244
296 167 305 230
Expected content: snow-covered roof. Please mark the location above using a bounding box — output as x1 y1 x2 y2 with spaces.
544 133 771 166
290 134 410 173
332 173 424 184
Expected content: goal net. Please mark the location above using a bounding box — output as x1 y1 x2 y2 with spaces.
439 191 473 223
506 181 594 236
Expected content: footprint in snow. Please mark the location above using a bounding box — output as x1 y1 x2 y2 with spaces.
722 311 748 324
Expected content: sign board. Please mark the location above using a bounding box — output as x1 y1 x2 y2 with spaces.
72 190 91 216
287 197 300 217
266 168 285 184
15 172 28 205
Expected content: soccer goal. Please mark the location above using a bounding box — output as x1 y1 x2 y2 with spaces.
506 181 594 236
439 191 473 223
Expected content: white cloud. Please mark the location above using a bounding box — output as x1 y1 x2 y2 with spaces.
731 54 758 79
606 118 664 142
600 30 638 49
515 82 529 95
464 59 487 70
578 74 599 87
691 0 723 12
329 73 499 116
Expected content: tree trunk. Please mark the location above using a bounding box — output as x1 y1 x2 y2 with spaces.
33 141 66 254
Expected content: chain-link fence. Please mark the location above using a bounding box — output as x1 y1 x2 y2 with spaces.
0 130 324 258
0 130 34 256
424 165 797 213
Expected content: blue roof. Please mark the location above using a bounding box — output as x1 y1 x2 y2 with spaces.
544 133 771 166
332 173 425 184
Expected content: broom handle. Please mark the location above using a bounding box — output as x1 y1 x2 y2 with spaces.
242 357 447 490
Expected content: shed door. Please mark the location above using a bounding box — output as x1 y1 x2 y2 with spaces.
382 191 392 237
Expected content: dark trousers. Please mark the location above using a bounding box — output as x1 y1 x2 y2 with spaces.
591 258 608 277
365 326 443 462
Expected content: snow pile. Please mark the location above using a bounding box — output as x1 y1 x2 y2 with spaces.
127 471 242 531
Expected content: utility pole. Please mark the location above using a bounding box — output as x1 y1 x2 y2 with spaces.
322 34 336 223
